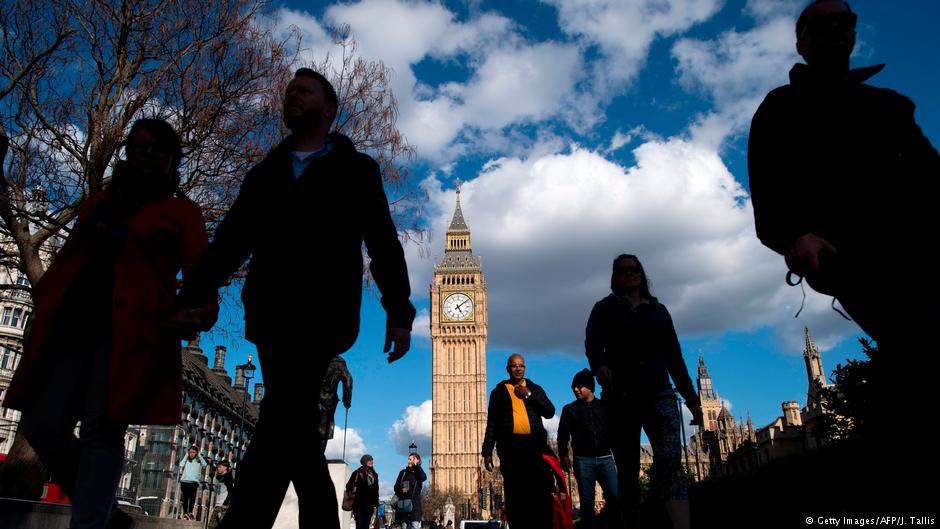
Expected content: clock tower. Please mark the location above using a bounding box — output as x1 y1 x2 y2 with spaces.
430 185 492 515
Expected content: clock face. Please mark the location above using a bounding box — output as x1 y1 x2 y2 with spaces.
443 292 473 321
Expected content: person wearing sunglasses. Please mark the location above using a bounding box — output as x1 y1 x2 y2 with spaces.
585 254 702 529
748 0 937 512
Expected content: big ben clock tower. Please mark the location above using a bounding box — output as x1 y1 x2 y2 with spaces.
430 185 492 515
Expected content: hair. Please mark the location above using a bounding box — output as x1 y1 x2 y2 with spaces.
127 118 183 168
505 353 524 368
124 117 184 197
294 68 339 111
610 254 657 303
796 0 853 39
188 445 197 451
410 452 422 463
217 460 230 468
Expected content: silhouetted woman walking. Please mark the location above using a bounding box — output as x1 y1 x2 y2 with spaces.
4 118 216 529
585 254 703 529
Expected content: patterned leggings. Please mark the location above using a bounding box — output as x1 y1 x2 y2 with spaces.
612 393 689 512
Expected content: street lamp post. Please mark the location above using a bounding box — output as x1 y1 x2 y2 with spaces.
237 355 256 465
408 441 417 455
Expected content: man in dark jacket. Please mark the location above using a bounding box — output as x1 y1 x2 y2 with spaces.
482 354 555 529
748 0 937 511
177 68 416 529
393 453 426 529
209 460 235 529
749 0 938 370
557 369 620 529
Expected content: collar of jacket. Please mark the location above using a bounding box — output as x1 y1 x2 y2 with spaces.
789 62 885 86
270 131 357 161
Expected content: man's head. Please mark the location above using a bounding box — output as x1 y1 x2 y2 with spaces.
571 368 595 401
506 354 526 382
283 68 338 132
408 453 421 467
796 0 856 70
216 460 230 475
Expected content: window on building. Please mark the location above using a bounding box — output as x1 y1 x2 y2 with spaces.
10 309 23 327
1 307 11 326
1 346 17 370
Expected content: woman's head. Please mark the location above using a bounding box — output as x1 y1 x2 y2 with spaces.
122 118 182 189
610 254 655 300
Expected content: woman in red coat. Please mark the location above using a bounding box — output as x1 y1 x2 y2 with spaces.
3 118 217 529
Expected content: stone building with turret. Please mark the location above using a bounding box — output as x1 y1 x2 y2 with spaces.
689 327 833 480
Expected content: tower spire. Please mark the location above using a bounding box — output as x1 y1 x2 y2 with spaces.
803 327 827 408
448 181 469 231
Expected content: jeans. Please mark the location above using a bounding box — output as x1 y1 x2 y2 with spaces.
18 338 127 529
573 454 619 526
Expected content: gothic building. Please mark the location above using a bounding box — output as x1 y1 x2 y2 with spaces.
689 327 831 480
429 186 498 518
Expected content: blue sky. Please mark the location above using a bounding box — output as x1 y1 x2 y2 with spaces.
197 0 940 499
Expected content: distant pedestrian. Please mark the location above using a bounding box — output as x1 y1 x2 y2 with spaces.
481 354 556 529
346 454 380 529
179 446 207 519
393 453 427 529
209 460 235 529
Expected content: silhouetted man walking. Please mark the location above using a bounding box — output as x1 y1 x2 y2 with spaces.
748 0 937 510
178 68 415 529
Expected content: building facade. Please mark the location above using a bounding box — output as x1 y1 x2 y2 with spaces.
0 266 29 456
688 327 831 480
429 187 496 518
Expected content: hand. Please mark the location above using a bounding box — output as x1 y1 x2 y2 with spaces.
688 404 704 427
164 308 214 340
595 366 613 386
512 384 531 399
343 399 352 409
561 455 572 472
384 327 411 363
784 233 837 278
483 456 494 472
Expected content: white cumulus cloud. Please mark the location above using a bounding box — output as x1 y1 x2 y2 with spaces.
410 138 859 356
326 426 368 466
389 400 433 456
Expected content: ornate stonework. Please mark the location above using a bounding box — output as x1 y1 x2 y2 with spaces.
430 187 491 515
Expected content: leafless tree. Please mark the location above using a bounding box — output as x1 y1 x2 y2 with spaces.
0 0 420 497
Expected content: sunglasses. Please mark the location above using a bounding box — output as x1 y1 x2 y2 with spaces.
614 266 642 276
800 12 857 40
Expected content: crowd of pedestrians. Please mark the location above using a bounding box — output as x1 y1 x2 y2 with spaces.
1 0 935 527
